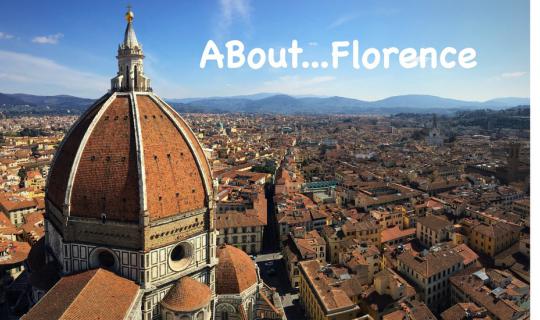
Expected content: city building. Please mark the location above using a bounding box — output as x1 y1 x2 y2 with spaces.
440 302 492 320
215 184 267 254
416 214 452 248
282 228 326 288
396 245 466 312
382 300 436 320
359 268 417 319
449 268 529 320
298 259 365 320
466 221 521 258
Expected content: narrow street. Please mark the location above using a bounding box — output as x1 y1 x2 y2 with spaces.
258 183 305 320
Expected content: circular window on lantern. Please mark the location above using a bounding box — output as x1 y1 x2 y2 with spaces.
169 242 192 271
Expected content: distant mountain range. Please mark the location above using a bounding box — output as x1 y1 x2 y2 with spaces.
168 94 530 114
0 92 530 115
0 93 94 114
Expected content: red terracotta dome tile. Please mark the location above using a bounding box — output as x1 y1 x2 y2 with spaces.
161 276 212 312
46 92 212 224
216 245 258 294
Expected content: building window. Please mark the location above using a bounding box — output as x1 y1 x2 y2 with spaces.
90 248 118 271
169 242 192 271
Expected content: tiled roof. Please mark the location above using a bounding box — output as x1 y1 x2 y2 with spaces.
0 195 37 212
161 276 212 312
383 300 436 320
474 221 521 238
381 226 415 243
417 214 452 231
0 239 30 267
449 270 528 320
397 248 463 278
46 92 212 223
215 211 266 228
216 244 258 294
441 302 492 320
298 260 360 313
0 212 19 235
22 268 140 320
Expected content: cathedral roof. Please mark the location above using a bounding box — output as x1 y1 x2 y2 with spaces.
22 268 140 320
161 277 212 312
46 92 212 223
216 245 258 294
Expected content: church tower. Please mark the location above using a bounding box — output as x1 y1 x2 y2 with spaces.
43 8 217 320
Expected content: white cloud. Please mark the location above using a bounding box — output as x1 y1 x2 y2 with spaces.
32 33 63 44
216 0 251 38
328 14 359 29
0 32 14 40
0 50 108 97
500 71 527 78
259 75 336 95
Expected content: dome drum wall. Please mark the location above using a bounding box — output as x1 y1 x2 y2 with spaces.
45 225 217 290
144 207 207 250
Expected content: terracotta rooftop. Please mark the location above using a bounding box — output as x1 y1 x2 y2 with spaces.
216 244 258 294
298 260 360 314
417 214 452 231
0 195 37 212
397 247 464 278
453 243 479 266
0 239 30 267
381 226 416 244
46 92 212 223
473 221 521 238
441 302 492 320
382 300 436 320
22 268 140 320
0 212 19 235
449 270 528 320
161 276 212 312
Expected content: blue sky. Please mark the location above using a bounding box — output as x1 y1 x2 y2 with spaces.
0 0 530 100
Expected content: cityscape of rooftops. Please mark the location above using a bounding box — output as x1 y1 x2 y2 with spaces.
0 1 533 320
